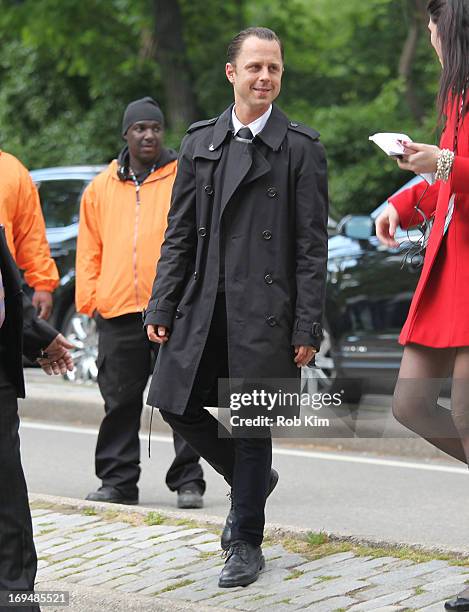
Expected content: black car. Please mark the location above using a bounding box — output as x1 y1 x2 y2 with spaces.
31 165 105 382
320 176 424 398
32 165 421 393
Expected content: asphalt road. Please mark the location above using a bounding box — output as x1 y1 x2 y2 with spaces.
20 419 469 554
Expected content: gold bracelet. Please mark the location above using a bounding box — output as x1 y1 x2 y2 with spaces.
435 149 455 182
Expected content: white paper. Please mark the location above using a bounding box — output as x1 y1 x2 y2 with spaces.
369 132 411 156
369 132 435 185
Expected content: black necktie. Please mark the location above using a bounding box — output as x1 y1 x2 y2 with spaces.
235 127 254 142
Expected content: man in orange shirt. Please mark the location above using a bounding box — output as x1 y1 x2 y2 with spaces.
0 151 59 319
76 98 204 507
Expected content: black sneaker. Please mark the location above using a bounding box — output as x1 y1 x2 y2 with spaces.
177 483 204 509
85 486 138 505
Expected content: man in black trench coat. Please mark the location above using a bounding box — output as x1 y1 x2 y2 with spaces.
145 26 328 587
0 225 74 611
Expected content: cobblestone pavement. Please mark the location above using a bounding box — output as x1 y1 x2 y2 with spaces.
32 504 469 611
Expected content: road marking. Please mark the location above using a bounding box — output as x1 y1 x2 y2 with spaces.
20 421 467 475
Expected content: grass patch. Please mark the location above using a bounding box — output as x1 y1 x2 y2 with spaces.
307 531 329 546
317 575 339 582
280 536 469 567
198 551 219 560
145 512 166 526
155 579 194 594
82 508 97 516
276 599 291 605
90 537 119 543
415 586 425 595
284 569 304 581
38 528 55 536
174 518 199 528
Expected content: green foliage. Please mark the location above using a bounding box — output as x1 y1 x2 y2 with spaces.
0 0 441 215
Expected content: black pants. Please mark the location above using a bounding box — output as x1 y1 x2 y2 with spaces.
161 295 272 546
95 314 204 498
0 357 39 612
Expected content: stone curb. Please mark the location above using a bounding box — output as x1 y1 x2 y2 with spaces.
29 493 468 560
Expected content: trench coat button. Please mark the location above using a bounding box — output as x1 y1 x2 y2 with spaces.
175 308 182 319
262 230 272 240
198 227 207 237
204 185 214 196
267 187 278 198
209 144 215 151
312 322 322 336
290 121 299 127
266 315 277 327
264 273 273 285
193 272 198 280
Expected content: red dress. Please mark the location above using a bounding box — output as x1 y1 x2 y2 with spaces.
389 97 469 347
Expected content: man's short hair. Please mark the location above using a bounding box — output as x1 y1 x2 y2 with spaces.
227 27 284 64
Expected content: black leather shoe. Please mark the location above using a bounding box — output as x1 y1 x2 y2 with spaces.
218 540 265 588
445 597 469 611
177 483 204 509
85 486 138 505
220 468 279 550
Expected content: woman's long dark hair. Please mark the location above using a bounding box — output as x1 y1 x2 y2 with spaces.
428 0 469 119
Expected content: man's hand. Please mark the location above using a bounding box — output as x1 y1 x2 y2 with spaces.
32 290 53 320
147 324 169 344
375 203 400 248
294 346 317 368
36 333 75 375
397 142 440 175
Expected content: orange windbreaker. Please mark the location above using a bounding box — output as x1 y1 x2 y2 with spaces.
75 158 177 319
0 150 59 292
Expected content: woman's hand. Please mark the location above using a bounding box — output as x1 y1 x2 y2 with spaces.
397 142 440 175
375 203 400 248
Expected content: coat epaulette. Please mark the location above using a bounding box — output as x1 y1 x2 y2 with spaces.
287 121 320 141
187 117 218 134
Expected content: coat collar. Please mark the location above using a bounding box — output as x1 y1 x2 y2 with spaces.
210 104 288 152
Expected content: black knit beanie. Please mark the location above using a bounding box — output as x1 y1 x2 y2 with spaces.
122 97 165 136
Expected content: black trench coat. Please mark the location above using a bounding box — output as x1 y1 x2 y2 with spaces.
144 104 328 415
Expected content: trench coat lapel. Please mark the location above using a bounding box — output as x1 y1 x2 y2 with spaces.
220 142 253 215
243 145 271 186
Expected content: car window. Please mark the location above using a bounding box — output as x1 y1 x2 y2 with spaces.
37 179 86 228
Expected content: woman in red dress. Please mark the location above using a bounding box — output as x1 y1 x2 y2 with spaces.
376 1 469 609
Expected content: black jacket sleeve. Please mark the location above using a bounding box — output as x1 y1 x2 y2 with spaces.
291 137 329 350
21 291 58 360
144 134 197 329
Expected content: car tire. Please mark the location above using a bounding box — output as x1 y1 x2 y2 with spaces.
61 304 98 383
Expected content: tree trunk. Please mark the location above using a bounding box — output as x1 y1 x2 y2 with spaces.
398 0 428 123
152 0 199 130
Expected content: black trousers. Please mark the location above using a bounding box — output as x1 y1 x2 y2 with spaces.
95 314 204 498
0 356 39 612
161 295 272 546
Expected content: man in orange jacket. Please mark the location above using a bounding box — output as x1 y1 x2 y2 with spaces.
0 151 59 319
76 98 204 507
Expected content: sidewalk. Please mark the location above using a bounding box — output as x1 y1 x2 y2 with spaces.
30 494 469 612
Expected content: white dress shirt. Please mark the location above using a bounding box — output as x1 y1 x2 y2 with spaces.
231 105 272 138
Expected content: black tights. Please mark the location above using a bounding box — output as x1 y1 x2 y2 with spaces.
393 343 469 599
392 343 469 464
